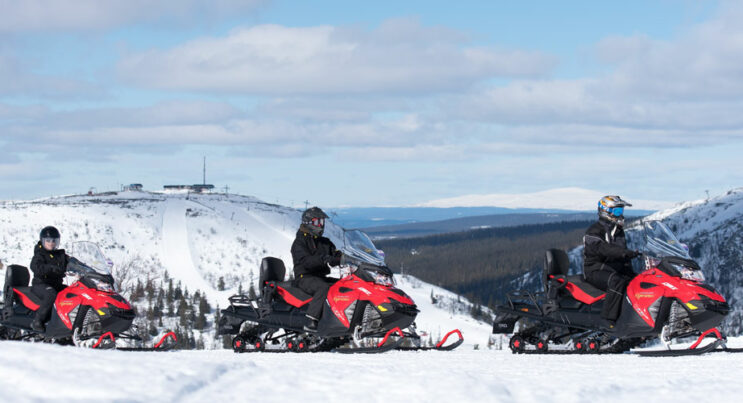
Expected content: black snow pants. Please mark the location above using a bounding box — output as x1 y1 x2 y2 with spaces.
32 282 65 324
585 270 632 321
296 274 333 320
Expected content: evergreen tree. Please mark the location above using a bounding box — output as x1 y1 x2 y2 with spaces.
167 279 174 302
248 282 257 299
217 276 225 291
178 297 188 326
174 281 183 300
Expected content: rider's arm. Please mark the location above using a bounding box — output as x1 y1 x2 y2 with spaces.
584 235 634 260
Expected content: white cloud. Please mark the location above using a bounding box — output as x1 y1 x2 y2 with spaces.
439 2 743 146
0 0 266 32
0 53 101 98
117 19 556 95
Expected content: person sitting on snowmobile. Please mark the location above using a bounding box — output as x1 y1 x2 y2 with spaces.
29 226 70 332
583 196 641 322
291 207 342 331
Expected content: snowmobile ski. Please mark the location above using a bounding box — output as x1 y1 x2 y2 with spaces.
116 332 178 352
395 329 464 351
634 339 724 357
333 327 406 354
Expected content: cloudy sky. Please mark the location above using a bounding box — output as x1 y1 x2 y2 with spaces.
1 0 742 207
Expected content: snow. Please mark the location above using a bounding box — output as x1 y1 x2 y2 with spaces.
4 190 743 402
419 187 675 211
160 198 233 304
1 338 742 402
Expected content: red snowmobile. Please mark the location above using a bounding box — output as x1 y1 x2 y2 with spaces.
493 221 739 356
218 230 463 353
0 241 175 350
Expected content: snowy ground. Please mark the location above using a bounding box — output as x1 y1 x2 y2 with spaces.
2 338 742 403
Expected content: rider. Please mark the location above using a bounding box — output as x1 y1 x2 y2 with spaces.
583 196 641 322
291 207 342 331
29 226 70 332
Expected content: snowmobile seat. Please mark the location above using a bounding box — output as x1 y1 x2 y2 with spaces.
274 282 312 308
257 257 312 307
543 249 605 305
563 276 606 305
3 265 41 311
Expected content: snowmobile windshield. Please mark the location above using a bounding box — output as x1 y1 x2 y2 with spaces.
642 221 691 259
66 241 113 275
341 230 386 267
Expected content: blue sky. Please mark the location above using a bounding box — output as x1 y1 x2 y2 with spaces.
1 0 741 208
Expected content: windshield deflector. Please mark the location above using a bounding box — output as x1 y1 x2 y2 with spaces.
66 241 112 275
342 230 386 266
643 221 691 259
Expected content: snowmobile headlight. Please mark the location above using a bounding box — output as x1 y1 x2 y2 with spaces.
369 271 394 287
340 263 358 278
90 277 115 292
675 265 705 282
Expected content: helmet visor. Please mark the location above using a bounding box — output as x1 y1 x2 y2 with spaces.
610 207 624 217
42 237 60 249
310 217 325 228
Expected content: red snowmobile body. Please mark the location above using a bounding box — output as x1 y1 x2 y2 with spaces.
219 230 463 353
1 242 175 350
2 263 134 346
493 221 732 356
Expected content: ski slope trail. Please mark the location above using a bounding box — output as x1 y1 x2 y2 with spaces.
1 340 742 402
161 198 232 304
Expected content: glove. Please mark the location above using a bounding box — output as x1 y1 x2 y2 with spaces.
53 264 66 275
324 254 342 267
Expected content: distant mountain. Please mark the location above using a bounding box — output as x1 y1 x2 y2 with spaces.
331 205 652 230
418 187 674 211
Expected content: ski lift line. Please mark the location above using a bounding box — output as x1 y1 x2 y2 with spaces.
160 199 232 305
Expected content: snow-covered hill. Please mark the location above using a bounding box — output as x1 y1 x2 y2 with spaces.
0 191 492 348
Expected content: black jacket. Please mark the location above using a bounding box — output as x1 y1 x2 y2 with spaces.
583 219 635 278
291 230 338 278
30 242 69 287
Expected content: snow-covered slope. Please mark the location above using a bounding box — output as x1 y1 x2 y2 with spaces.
0 191 491 347
1 337 742 402
419 187 674 211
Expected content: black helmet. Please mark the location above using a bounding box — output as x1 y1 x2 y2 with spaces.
300 207 328 236
39 226 61 250
598 195 632 226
